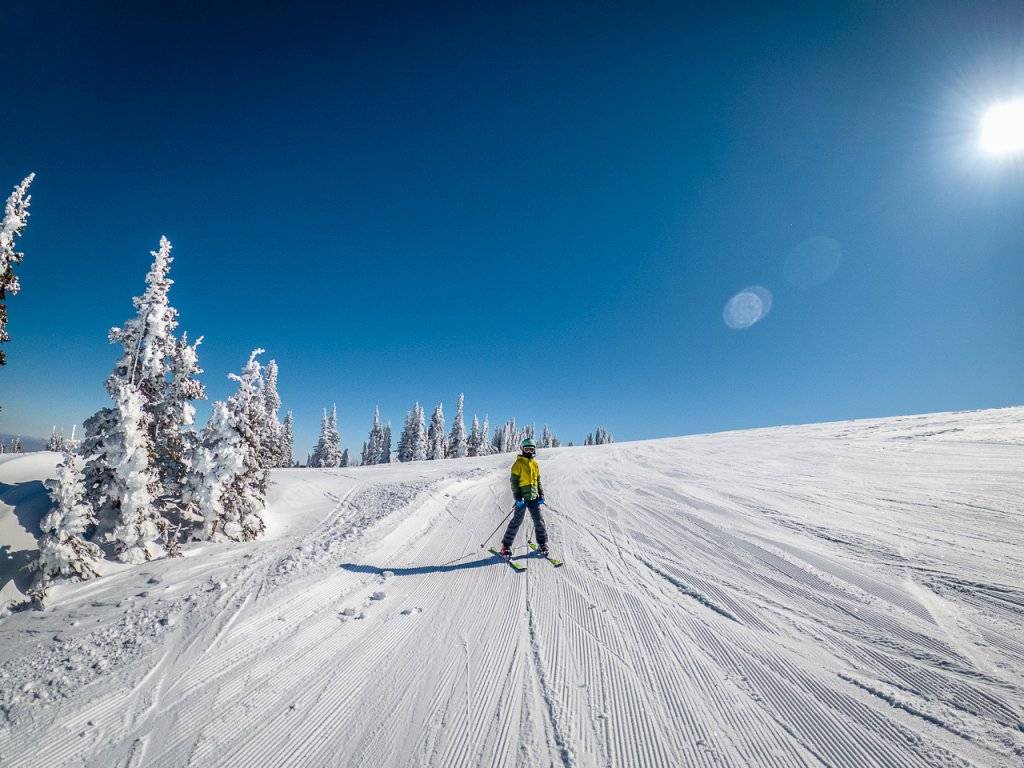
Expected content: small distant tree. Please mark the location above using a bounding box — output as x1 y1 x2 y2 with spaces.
381 422 392 463
447 393 468 458
261 359 285 466
478 415 491 456
397 402 428 462
428 402 446 460
0 173 34 368
280 410 295 467
30 450 103 603
362 406 386 465
309 404 342 467
341 448 350 467
467 415 481 457
47 427 67 452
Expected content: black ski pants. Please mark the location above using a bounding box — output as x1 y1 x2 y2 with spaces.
502 499 547 548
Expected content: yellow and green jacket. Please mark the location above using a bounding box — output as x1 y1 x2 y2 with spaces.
510 455 544 502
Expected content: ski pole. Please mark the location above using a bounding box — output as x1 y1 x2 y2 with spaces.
480 505 515 549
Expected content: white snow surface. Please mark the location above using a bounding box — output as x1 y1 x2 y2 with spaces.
1 407 1023 767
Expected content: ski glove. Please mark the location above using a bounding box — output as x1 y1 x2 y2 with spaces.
515 499 527 511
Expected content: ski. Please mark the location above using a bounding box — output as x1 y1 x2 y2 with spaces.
528 541 564 567
489 547 526 572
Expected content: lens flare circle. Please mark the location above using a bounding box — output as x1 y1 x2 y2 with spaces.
980 101 1024 156
723 286 773 330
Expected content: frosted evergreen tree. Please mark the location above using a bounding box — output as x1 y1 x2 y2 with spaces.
47 427 67 452
309 404 342 467
341 448 350 467
12 435 22 453
478 415 491 456
467 415 481 457
281 410 295 467
591 427 614 445
261 359 286 466
397 404 416 462
584 433 594 446
540 424 553 449
551 434 561 448
362 406 385 465
30 450 103 603
158 332 205 525
494 419 518 453
448 393 468 458
0 173 34 368
83 236 204 551
412 403 428 461
185 350 269 541
184 402 244 541
428 403 446 460
108 380 165 563
381 422 392 463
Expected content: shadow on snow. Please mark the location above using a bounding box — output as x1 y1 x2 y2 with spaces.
339 553 531 577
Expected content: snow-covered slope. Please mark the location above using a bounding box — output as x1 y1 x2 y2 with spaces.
1 408 1022 767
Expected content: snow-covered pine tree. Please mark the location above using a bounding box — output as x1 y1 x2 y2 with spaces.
540 424 552 449
158 332 205 535
478 415 490 456
186 350 270 541
447 393 468 458
467 415 481 457
281 410 295 467
31 450 103 603
108 379 165 563
47 427 67 452
381 422 392 463
592 427 614 445
184 401 243 541
428 402 446 460
12 435 21 453
0 173 34 368
326 404 342 466
309 405 342 467
83 236 204 554
309 409 329 466
341 448 349 467
362 406 385 466
412 403 428 461
397 403 425 462
495 419 518 452
584 433 593 446
261 359 284 466
551 434 561 448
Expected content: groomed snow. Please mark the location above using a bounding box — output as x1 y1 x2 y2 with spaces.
1 407 1022 767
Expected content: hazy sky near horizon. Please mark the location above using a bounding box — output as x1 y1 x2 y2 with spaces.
1 2 1022 452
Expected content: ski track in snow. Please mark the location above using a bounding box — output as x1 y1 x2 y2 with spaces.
0 407 1023 766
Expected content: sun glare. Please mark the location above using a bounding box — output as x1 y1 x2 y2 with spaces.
979 100 1024 156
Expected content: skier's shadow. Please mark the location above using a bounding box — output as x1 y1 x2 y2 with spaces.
340 555 522 577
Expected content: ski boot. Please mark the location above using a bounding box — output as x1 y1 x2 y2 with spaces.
499 545 512 558
538 544 550 556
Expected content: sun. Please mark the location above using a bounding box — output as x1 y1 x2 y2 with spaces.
979 100 1024 156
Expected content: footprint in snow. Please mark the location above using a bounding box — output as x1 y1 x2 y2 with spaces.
400 607 423 616
370 591 386 601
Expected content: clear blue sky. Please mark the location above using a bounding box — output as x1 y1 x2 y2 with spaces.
1 2 1022 453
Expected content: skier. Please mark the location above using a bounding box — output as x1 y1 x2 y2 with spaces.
500 437 549 556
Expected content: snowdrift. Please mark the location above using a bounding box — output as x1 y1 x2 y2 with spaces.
0 408 1022 767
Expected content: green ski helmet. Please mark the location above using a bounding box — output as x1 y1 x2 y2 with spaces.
521 437 537 453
